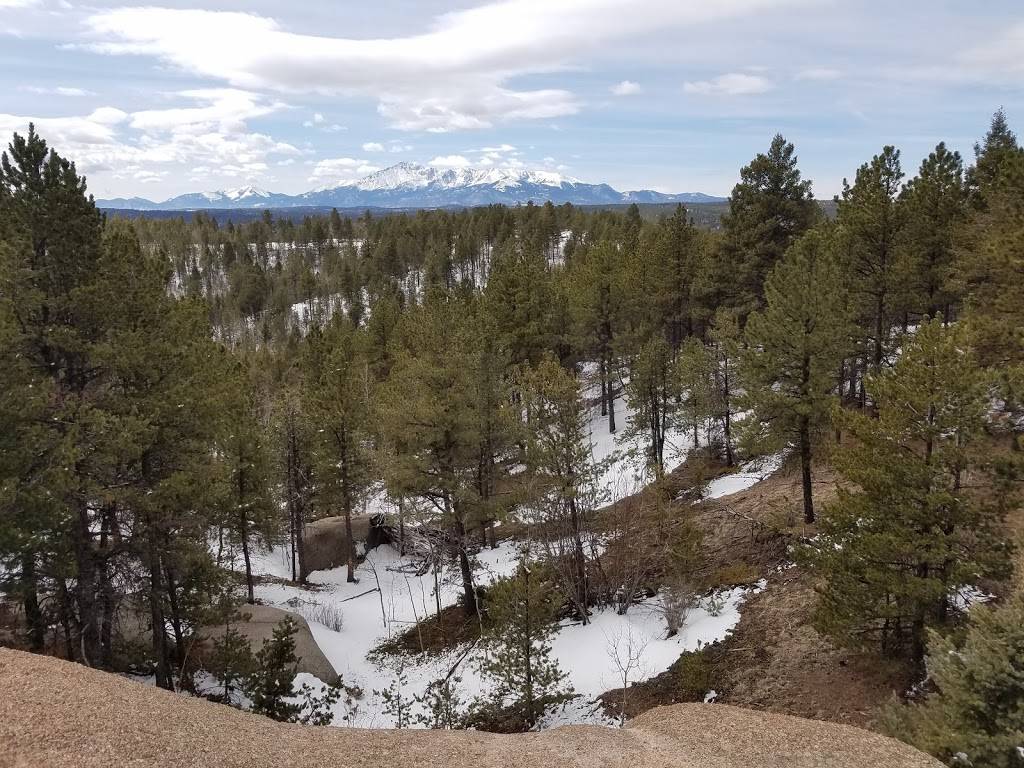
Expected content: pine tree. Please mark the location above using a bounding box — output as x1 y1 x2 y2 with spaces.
476 562 571 729
898 143 966 321
967 108 1023 208
218 363 278 603
802 320 1013 661
568 240 626 433
522 357 602 622
740 227 852 523
709 309 742 466
836 145 905 394
248 616 302 722
377 294 485 615
622 335 679 479
880 596 1024 768
676 337 716 452
721 134 819 315
652 205 700 350
304 318 374 583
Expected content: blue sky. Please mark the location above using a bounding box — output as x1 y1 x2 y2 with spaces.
2 0 1023 200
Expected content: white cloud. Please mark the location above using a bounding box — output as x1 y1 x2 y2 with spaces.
313 112 324 124
20 85 96 97
362 141 385 152
428 154 472 168
683 72 773 95
795 67 841 81
611 80 642 96
1 89 298 193
0 0 40 7
81 0 807 131
389 142 413 153
308 156 379 183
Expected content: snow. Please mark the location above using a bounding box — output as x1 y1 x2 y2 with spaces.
581 366 693 501
700 452 786 500
248 536 760 729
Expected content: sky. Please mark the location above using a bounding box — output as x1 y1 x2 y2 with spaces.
2 0 1023 201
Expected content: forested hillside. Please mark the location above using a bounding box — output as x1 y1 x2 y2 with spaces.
2 111 1023 766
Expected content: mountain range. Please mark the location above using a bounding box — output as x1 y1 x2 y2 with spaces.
97 162 726 211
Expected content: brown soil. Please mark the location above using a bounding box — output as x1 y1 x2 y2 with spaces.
0 647 941 768
597 453 910 729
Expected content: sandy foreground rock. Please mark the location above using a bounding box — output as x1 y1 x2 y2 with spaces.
0 648 940 768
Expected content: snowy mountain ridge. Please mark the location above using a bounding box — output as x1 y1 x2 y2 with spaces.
98 162 725 211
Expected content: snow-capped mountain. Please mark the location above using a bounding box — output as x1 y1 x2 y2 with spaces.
97 162 725 211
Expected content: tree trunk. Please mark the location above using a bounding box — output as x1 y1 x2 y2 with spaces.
21 554 46 652
147 536 173 691
452 511 477 616
568 498 589 625
239 513 254 604
799 414 814 524
73 499 101 667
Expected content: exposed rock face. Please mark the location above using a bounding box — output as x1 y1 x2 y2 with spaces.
302 514 375 574
0 648 941 768
196 603 337 684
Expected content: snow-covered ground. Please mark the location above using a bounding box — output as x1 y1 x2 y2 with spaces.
246 538 760 729
700 452 786 501
582 369 694 501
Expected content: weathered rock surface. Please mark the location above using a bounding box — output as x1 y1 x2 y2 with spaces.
196 603 337 683
0 648 941 768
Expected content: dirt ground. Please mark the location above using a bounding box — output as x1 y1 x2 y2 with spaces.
597 454 912 729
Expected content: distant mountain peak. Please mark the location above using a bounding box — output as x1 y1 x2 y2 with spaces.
97 162 726 211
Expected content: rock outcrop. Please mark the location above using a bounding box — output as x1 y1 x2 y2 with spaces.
0 648 941 768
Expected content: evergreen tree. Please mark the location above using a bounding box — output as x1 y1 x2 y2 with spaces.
622 335 679 479
836 146 905 390
304 318 374 583
967 108 1022 208
248 616 302 722
709 309 743 466
218 363 278 603
476 562 571 729
378 295 485 615
803 320 1013 661
898 143 966 321
522 357 602 621
881 596 1024 768
568 240 626 432
676 337 716 451
740 227 852 523
721 134 819 315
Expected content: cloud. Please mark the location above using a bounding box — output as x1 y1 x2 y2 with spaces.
957 22 1024 78
0 89 298 191
683 72 773 95
428 154 472 168
308 157 380 183
313 112 324 124
610 80 642 96
20 85 96 97
80 0 807 131
0 0 40 7
362 141 385 152
795 67 841 81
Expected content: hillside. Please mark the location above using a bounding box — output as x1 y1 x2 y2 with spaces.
0 648 940 768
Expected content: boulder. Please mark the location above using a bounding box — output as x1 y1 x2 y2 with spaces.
302 514 376 574
197 603 337 684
